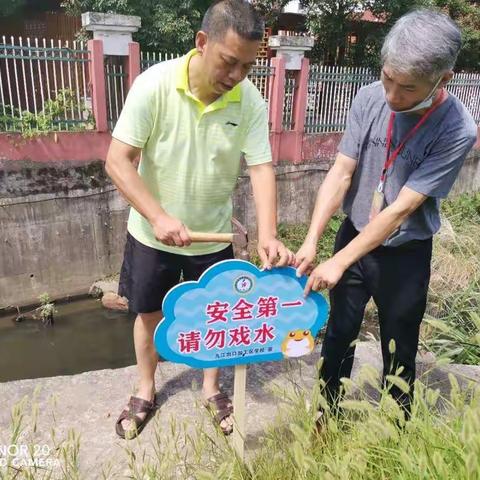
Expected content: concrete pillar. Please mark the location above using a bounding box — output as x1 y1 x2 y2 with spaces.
82 12 142 130
291 57 310 163
269 56 286 165
82 12 141 56
268 35 315 164
126 42 141 89
268 35 314 70
87 39 108 132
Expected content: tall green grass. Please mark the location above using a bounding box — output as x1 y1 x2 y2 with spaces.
3 366 479 479
126 363 480 479
423 193 480 365
1 194 478 479
252 192 480 365
0 391 82 480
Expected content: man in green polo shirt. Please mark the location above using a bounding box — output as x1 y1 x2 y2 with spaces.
107 0 294 440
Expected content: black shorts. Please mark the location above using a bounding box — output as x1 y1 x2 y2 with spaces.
118 233 234 314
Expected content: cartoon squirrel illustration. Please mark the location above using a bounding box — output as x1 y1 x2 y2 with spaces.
281 330 315 358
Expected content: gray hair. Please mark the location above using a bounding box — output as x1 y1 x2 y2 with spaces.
381 9 462 81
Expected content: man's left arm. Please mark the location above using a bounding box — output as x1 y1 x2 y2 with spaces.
304 121 478 295
242 93 294 269
249 162 294 269
303 187 426 294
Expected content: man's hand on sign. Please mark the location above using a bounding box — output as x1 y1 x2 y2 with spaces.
152 214 192 247
294 240 317 277
303 257 345 296
257 237 295 270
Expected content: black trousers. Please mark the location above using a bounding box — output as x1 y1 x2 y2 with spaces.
320 218 432 412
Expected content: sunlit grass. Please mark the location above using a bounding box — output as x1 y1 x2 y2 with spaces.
1 193 479 479
3 362 479 479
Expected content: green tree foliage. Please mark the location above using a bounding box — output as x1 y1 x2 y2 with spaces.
301 0 431 67
0 0 25 17
62 0 212 53
63 0 287 51
62 0 478 70
434 0 480 70
251 0 291 27
300 0 366 65
301 0 479 71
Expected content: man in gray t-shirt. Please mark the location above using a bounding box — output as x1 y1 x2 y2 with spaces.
295 9 478 417
340 80 477 246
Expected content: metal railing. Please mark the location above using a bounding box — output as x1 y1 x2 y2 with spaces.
0 36 91 132
283 70 296 130
305 65 378 133
104 56 127 131
447 72 480 123
247 57 274 105
1 37 479 135
141 51 180 72
305 66 480 133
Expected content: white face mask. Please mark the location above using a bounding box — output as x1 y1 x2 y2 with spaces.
388 76 444 113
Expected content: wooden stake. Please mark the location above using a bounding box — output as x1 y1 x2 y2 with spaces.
232 364 247 460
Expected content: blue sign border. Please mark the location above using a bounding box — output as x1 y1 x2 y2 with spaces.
154 259 329 368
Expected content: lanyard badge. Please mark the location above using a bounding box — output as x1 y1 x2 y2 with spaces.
369 182 385 221
369 89 446 221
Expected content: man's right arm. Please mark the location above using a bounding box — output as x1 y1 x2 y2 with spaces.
105 138 190 247
295 152 356 275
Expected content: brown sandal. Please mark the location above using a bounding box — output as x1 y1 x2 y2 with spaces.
203 392 234 436
115 396 156 440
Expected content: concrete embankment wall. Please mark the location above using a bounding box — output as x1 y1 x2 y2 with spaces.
1 131 479 308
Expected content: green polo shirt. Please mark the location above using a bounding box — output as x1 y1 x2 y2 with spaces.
112 49 272 255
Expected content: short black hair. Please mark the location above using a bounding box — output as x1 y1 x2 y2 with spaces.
201 0 265 41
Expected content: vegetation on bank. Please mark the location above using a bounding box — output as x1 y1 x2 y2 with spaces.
53 0 480 71
2 361 480 479
0 89 93 138
252 191 480 365
0 193 478 480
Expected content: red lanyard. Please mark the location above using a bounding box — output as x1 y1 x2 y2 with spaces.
381 89 446 184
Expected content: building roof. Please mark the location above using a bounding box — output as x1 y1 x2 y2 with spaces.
359 10 386 23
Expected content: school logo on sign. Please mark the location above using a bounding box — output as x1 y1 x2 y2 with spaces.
154 260 329 369
233 275 254 294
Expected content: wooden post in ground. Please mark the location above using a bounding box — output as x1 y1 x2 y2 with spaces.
232 364 247 460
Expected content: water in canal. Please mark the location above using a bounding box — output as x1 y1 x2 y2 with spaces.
0 298 136 382
0 297 380 383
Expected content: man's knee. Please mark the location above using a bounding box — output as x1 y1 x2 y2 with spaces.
324 317 361 345
136 311 163 326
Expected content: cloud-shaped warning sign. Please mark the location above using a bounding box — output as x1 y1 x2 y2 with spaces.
154 259 329 369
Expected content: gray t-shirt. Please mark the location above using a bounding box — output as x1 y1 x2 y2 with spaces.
339 81 478 246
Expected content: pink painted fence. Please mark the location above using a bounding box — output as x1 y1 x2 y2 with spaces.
1 36 479 165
